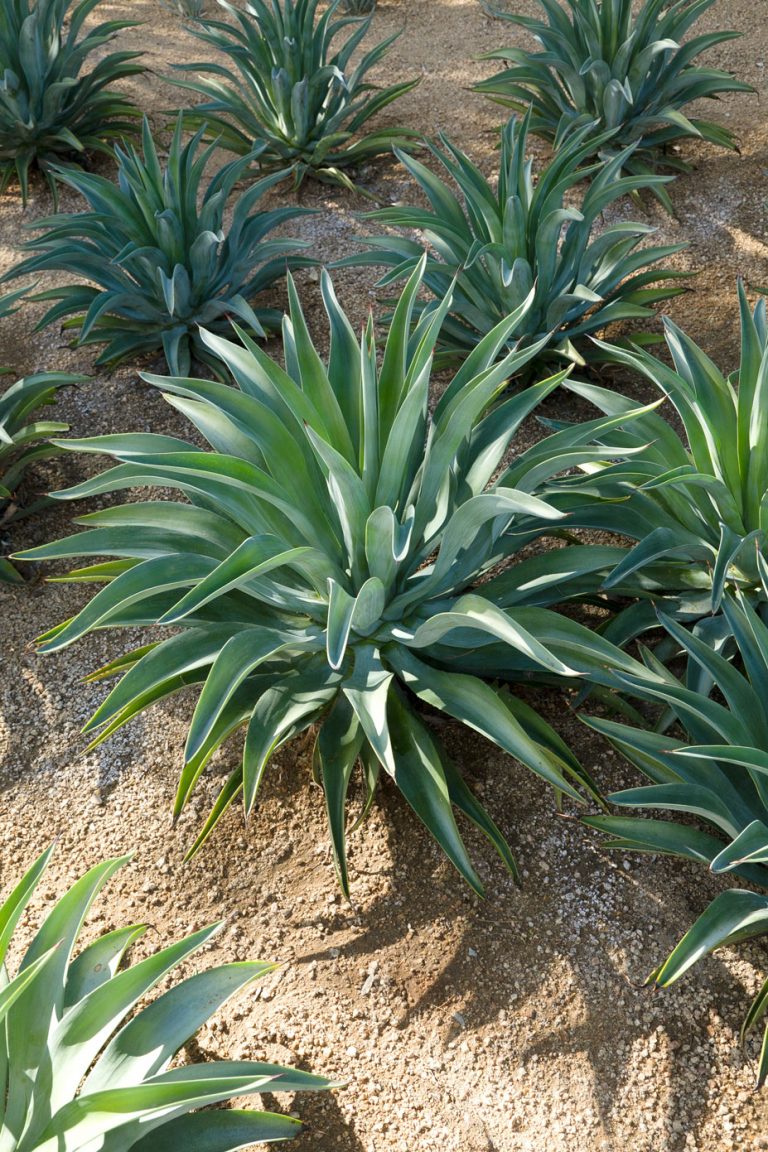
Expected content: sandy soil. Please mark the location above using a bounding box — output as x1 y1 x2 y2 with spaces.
2 0 768 1149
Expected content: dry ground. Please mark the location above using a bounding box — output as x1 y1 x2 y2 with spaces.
2 0 768 1149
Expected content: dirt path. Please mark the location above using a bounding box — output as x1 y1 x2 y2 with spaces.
2 0 768 1148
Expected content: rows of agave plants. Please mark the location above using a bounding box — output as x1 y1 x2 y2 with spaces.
0 0 767 1141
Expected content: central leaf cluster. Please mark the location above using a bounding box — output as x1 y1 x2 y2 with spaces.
27 260 639 895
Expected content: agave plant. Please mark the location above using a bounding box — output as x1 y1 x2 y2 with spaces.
3 117 314 376
0 373 79 584
17 261 643 895
538 282 768 655
171 0 419 190
0 0 143 203
160 0 207 14
0 844 336 1149
0 283 32 321
338 0 376 12
341 114 687 366
475 0 751 211
584 591 768 1087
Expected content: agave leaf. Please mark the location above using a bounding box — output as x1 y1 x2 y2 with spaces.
408 595 579 679
326 579 356 671
601 525 713 588
37 556 218 653
710 819 768 873
184 630 295 763
321 271 364 461
610 783 741 839
315 694 364 896
583 813 726 865
84 961 276 1094
342 645 395 773
390 647 584 800
183 770 246 862
440 754 520 883
0 947 60 1027
285 276 356 465
377 252 435 448
757 1026 768 1090
742 976 768 1048
47 924 229 1116
242 671 340 815
364 505 407 594
159 536 335 625
33 1068 289 1152
673 744 768 778
652 889 768 987
129 1109 303 1151
386 686 484 894
0 844 54 968
63 925 148 1009
305 425 370 575
84 628 239 738
420 489 562 600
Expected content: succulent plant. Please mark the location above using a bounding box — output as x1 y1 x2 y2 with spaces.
4 117 314 376
171 0 419 190
475 0 752 211
342 112 687 365
160 0 207 15
539 282 768 658
0 283 32 321
584 591 768 1087
0 844 336 1149
0 372 78 583
18 261 638 895
0 0 143 203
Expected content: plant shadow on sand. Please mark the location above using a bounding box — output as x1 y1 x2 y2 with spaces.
259 705 766 1148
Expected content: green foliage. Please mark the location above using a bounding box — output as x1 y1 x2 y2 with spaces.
4 117 314 376
343 113 686 366
0 0 143 204
161 0 207 15
18 261 637 895
542 283 768 653
475 0 752 212
171 0 419 190
584 592 768 1087
0 845 336 1149
0 373 78 584
0 283 32 321
339 0 376 12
